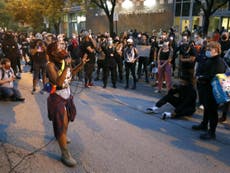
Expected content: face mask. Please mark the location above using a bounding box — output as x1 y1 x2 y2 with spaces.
162 35 166 39
108 40 113 45
221 35 227 41
182 36 187 42
205 50 212 58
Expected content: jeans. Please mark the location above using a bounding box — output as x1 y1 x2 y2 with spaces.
0 87 22 99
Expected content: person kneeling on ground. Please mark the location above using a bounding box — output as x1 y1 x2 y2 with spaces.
0 58 25 101
146 76 196 119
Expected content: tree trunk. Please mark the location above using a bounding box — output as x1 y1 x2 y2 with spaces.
108 15 114 36
53 22 60 35
202 15 210 37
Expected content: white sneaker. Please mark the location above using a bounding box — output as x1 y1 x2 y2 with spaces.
199 105 204 110
146 106 159 113
154 90 161 93
162 112 172 120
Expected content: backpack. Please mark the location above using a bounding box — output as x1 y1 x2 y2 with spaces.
0 67 5 80
0 67 14 81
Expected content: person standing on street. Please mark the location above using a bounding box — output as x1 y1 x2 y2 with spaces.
81 31 97 88
102 37 117 88
155 41 173 93
192 41 226 140
46 41 88 167
124 38 138 89
30 39 48 94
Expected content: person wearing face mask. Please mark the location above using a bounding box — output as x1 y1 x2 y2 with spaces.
192 41 226 140
114 36 124 83
46 41 88 167
179 35 197 85
195 40 208 110
0 58 25 101
81 31 97 88
218 32 230 123
30 39 48 94
124 38 138 89
155 41 173 93
219 32 230 58
68 34 83 81
137 34 150 83
102 37 117 88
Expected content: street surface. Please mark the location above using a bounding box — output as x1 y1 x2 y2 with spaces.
0 68 230 173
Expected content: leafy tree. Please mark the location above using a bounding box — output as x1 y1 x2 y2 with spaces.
5 0 44 31
0 0 13 29
5 0 71 33
195 0 229 36
42 0 67 34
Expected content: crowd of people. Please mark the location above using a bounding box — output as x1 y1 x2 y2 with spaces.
0 25 230 166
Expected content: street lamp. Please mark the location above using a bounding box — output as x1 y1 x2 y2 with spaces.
122 0 133 10
144 0 156 8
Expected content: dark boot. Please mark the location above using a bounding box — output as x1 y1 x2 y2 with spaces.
132 80 136 90
218 115 227 122
125 81 129 89
200 131 216 140
192 123 208 131
113 83 117 88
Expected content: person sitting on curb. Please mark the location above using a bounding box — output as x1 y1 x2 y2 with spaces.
146 75 196 120
0 58 25 101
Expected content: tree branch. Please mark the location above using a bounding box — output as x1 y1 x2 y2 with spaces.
91 0 104 9
211 0 228 15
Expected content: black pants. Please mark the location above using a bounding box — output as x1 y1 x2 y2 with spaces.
103 65 117 87
84 63 95 84
125 62 136 87
96 60 104 79
156 89 194 117
197 81 205 105
200 84 218 134
137 57 149 81
116 57 123 81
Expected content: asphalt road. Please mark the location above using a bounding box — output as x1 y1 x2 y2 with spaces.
0 69 230 173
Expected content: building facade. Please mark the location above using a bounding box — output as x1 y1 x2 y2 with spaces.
62 0 230 37
60 6 86 38
86 0 174 35
174 0 230 35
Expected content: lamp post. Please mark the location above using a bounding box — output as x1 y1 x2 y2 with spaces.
113 12 119 34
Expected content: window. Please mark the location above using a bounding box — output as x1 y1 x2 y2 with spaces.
193 1 201 16
182 2 190 16
175 3 181 16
